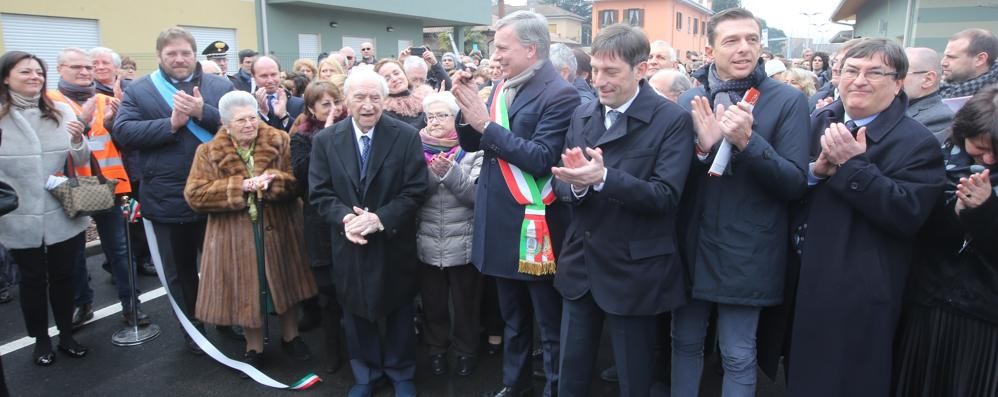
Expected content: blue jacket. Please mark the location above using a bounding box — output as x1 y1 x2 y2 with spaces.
676 61 810 306
553 82 693 315
113 65 233 223
457 60 579 281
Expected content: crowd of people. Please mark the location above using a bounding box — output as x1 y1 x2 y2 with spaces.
0 6 995 397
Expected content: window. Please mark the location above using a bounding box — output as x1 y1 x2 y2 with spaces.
694 18 699 35
702 21 707 36
676 12 683 31
688 16 692 33
625 9 644 27
298 33 321 60
599 10 618 28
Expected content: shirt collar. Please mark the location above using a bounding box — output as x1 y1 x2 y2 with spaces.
351 117 375 142
844 112 879 127
603 85 641 118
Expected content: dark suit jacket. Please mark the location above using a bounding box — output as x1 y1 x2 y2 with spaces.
788 93 945 397
906 91 955 143
264 93 304 132
457 60 580 281
308 115 429 320
229 71 252 93
553 82 693 316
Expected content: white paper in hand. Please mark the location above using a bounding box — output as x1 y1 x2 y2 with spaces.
708 95 734 177
45 175 68 190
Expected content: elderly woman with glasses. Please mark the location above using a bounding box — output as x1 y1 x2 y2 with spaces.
184 90 317 369
415 91 484 377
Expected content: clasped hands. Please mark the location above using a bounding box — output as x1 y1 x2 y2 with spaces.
242 173 276 193
342 206 383 245
812 123 868 178
552 147 605 190
690 96 753 153
955 169 992 214
170 87 205 132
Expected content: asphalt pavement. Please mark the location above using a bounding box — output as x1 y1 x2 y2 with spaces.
0 251 786 396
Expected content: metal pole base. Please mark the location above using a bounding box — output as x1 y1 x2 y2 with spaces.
111 324 162 347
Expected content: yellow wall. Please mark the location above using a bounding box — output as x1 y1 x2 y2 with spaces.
0 0 256 75
551 18 582 43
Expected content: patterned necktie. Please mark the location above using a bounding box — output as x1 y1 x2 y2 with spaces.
266 94 276 115
607 110 622 128
844 120 860 137
359 135 372 175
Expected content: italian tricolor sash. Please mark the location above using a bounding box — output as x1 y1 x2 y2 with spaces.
489 81 557 276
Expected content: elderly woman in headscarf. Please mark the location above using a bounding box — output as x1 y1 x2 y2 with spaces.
184 90 317 369
374 59 426 130
415 91 484 377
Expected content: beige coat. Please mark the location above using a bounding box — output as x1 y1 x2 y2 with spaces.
185 124 316 328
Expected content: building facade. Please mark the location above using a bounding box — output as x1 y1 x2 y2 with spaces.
592 0 712 64
832 0 998 51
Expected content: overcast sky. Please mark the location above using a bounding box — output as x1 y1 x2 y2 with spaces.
504 0 847 43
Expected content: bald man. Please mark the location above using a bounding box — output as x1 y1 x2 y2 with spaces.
339 47 357 70
904 47 956 143
649 69 691 103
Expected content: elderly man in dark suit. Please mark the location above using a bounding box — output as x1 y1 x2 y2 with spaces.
451 10 579 397
672 8 810 397
251 56 304 132
904 47 956 143
309 70 428 397
114 27 233 354
789 38 945 397
551 24 693 396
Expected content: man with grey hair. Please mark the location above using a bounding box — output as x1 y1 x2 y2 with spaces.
904 47 955 143
647 40 677 77
199 60 224 77
309 69 428 397
90 46 123 97
649 68 692 103
451 9 578 397
550 43 593 106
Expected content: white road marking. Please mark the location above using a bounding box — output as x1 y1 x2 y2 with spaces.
0 287 167 355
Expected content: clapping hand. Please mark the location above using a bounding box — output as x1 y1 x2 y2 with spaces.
551 147 605 188
451 70 489 133
820 123 867 168
66 119 85 144
955 169 992 213
719 101 754 150
690 96 724 153
429 151 455 177
174 87 204 119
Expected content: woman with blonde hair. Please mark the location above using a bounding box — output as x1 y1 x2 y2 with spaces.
293 58 318 81
317 58 344 81
783 67 817 97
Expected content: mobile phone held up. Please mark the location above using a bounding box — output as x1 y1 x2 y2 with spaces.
410 47 425 56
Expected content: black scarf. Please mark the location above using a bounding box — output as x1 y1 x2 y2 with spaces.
95 80 115 97
57 80 96 104
693 59 766 104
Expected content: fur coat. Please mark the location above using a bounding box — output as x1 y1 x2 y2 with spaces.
185 123 316 327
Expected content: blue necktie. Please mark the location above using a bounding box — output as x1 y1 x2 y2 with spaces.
359 135 372 176
607 110 622 128
266 94 276 116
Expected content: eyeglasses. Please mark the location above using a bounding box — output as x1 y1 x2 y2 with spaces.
425 113 454 121
346 56 355 60
231 115 259 126
840 67 898 82
66 64 95 72
362 48 372 51
909 71 930 75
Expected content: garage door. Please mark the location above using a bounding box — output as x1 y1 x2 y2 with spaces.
298 33 321 62
1 13 100 89
181 25 238 75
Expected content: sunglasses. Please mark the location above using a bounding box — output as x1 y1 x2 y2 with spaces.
362 48 372 51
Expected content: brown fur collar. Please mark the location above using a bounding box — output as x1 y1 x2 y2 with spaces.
203 123 286 178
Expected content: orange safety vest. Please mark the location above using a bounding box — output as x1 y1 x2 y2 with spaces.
48 90 132 195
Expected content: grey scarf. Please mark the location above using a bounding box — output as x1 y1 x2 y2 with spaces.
502 61 545 107
9 91 40 109
57 80 96 104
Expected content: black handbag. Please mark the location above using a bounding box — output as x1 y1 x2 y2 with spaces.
0 180 16 217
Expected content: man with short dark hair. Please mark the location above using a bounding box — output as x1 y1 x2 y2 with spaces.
673 8 810 396
251 56 304 132
309 69 428 397
790 38 945 396
940 28 998 98
451 9 579 397
231 49 258 92
904 47 955 143
572 48 595 100
114 27 234 353
552 23 693 396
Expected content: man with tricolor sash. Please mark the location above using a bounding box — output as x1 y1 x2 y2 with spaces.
550 24 694 396
452 10 579 397
114 27 233 354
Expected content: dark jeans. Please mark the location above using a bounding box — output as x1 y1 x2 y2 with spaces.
418 263 482 356
149 220 205 321
10 233 85 337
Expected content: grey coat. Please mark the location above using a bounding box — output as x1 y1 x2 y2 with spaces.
0 103 91 249
416 149 483 268
906 91 955 144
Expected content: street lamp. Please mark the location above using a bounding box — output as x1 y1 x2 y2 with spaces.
800 12 821 57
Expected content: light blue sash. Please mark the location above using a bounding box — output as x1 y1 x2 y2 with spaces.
149 70 213 143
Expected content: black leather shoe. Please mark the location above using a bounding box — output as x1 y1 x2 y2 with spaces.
217 325 245 341
600 365 618 383
185 335 205 355
282 336 311 361
57 339 88 358
430 353 448 375
137 260 157 276
71 303 94 329
33 340 54 366
122 308 151 327
0 288 12 304
485 385 532 397
456 355 476 376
